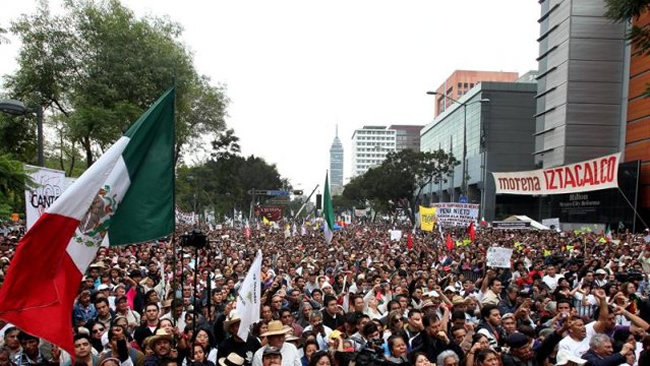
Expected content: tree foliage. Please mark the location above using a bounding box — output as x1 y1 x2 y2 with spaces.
606 0 650 95
4 0 228 168
342 149 459 224
176 130 289 220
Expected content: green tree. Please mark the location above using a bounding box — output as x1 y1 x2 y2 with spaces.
342 149 458 225
0 155 34 218
4 0 228 168
606 0 650 95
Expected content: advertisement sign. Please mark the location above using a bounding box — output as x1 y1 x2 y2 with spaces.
24 165 67 229
487 247 513 268
492 153 620 195
431 203 479 228
419 206 436 232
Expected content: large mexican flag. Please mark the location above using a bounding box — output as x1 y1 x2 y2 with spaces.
0 89 175 355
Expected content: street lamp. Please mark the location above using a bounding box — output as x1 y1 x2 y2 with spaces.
0 99 44 166
426 91 489 199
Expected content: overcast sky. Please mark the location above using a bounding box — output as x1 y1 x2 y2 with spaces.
0 0 540 197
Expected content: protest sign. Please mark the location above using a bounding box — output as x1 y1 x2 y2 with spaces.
492 153 620 195
419 206 436 232
389 230 402 241
487 247 513 268
431 203 479 228
24 165 67 229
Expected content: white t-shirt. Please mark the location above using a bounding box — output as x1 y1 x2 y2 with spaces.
558 335 590 358
542 274 563 291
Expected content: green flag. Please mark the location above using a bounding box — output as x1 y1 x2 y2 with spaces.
323 171 335 243
107 88 176 245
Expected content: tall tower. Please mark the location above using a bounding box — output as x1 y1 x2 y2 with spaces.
329 125 344 195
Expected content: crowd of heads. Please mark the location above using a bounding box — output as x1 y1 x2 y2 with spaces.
1 221 650 366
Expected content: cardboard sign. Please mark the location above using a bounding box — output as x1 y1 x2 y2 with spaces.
487 247 513 268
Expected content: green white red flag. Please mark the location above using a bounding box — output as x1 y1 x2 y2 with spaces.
0 89 175 355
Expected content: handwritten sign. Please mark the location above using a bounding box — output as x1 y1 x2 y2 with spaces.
486 247 513 268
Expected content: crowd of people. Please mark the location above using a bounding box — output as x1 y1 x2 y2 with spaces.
1 220 650 366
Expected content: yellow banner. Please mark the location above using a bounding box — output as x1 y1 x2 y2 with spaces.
420 206 436 232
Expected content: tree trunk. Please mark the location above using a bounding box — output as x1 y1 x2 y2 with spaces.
83 136 93 167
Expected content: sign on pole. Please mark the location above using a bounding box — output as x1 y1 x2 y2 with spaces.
24 165 67 229
486 247 513 268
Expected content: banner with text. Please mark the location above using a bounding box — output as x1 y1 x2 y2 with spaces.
432 202 479 228
24 165 67 229
419 206 436 232
492 153 620 195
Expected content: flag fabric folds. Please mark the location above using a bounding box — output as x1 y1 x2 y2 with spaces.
445 233 454 250
0 89 176 356
419 206 436 232
605 224 612 242
468 221 476 242
323 172 335 243
236 250 262 340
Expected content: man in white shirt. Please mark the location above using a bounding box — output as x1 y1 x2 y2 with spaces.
301 311 332 351
542 265 563 291
252 321 301 366
558 316 589 358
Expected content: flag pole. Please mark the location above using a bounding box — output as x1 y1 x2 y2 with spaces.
617 187 649 231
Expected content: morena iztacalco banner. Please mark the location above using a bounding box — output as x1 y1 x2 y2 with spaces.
492 153 620 195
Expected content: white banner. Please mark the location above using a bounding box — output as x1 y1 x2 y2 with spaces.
492 153 620 195
24 165 67 229
486 247 513 268
236 250 262 340
432 203 479 228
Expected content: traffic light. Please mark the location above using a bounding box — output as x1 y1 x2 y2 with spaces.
316 194 322 210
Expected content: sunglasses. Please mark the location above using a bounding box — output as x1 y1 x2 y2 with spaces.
93 328 105 333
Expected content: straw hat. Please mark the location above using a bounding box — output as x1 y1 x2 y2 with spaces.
260 320 290 337
147 329 172 345
223 311 242 330
218 353 245 366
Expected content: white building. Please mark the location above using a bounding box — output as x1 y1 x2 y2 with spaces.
351 126 396 177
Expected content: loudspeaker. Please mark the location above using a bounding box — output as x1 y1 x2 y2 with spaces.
316 194 322 210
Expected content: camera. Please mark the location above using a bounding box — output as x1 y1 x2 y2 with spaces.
180 229 207 248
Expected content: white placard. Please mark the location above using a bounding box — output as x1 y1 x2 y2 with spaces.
486 247 513 268
389 230 402 241
24 165 67 229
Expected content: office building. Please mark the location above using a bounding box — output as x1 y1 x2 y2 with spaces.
351 126 396 177
329 126 344 195
433 70 519 117
534 0 627 168
389 125 423 152
420 82 538 221
625 10 650 225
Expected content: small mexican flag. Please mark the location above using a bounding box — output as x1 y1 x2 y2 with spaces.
0 89 175 356
605 224 612 242
323 171 335 244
